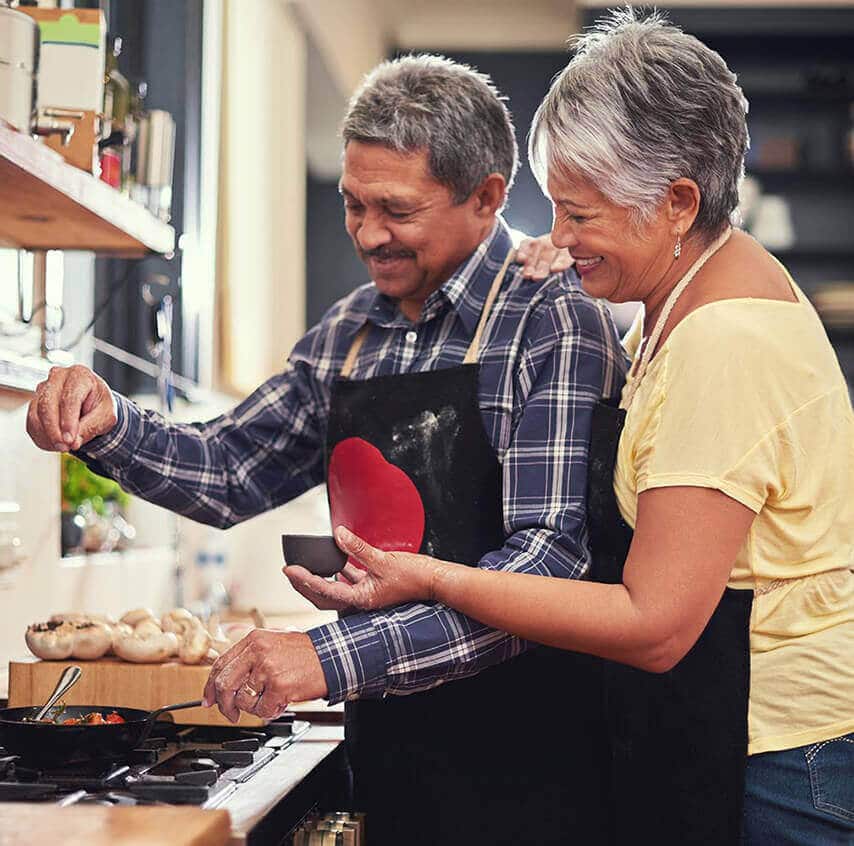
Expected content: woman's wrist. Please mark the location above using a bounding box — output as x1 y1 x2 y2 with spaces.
427 559 456 604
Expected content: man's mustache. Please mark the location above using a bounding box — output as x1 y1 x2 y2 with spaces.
359 246 416 261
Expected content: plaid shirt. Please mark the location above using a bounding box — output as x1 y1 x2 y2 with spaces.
81 218 626 703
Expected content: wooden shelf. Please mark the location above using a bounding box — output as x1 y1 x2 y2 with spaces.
0 351 52 394
0 121 174 256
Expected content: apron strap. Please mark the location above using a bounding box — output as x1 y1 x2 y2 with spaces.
340 324 371 379
339 247 516 377
621 227 731 410
463 248 515 365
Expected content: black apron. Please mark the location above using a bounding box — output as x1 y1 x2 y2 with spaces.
325 251 609 846
586 229 754 845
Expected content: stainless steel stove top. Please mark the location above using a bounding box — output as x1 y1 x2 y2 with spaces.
0 715 310 809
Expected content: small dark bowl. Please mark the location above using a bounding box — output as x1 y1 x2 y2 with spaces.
282 534 347 577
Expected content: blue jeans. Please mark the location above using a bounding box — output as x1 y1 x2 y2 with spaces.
743 732 854 845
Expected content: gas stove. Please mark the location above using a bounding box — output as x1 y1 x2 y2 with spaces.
0 715 309 809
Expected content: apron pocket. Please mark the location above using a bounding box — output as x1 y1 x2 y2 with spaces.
805 733 854 823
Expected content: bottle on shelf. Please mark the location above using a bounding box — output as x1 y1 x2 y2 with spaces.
100 35 131 189
125 79 148 193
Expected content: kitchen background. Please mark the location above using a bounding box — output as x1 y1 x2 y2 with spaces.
1 0 853 699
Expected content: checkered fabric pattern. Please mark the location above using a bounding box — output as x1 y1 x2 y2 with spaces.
80 218 627 702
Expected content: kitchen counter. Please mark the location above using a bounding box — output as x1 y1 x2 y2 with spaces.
0 723 346 845
224 724 345 845
0 804 231 846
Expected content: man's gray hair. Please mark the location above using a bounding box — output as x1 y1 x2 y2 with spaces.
342 54 518 203
529 8 749 237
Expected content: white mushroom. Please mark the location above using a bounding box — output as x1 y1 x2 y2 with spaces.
161 608 195 632
206 615 232 655
133 617 166 639
178 621 211 664
162 608 211 664
70 621 112 660
113 627 179 663
25 621 75 660
50 612 118 626
48 614 118 659
109 621 133 653
120 608 156 627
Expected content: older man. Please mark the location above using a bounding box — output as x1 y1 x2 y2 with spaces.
28 56 625 844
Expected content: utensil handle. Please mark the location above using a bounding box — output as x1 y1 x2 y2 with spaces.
33 665 82 722
147 699 204 722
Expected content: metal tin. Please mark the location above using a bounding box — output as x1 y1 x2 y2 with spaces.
0 4 39 131
317 822 356 846
135 108 175 220
136 108 175 187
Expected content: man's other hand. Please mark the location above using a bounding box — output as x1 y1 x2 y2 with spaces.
202 630 328 722
27 365 117 452
516 234 574 280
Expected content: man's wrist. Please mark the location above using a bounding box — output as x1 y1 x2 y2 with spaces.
307 615 390 704
77 392 132 461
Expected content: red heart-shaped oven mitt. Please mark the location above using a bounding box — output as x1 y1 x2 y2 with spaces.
328 437 425 569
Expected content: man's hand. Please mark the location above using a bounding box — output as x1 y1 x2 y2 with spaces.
27 365 117 452
516 234 574 280
202 630 328 722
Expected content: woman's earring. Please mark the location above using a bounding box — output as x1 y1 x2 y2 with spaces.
674 234 682 260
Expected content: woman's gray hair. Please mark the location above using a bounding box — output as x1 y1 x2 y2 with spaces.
529 7 749 237
342 54 518 203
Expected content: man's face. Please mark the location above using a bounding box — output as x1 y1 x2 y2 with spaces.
340 141 493 320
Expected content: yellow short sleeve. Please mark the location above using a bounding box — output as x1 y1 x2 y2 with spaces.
619 299 840 515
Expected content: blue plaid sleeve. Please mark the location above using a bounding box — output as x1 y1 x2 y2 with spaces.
77 316 349 528
308 287 627 702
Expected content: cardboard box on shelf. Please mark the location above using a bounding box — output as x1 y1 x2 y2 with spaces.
43 109 98 173
19 8 105 173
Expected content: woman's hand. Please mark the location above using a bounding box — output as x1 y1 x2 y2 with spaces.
202 630 327 722
283 526 445 612
516 234 573 280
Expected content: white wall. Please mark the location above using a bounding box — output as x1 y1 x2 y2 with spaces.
0 391 178 698
217 0 307 395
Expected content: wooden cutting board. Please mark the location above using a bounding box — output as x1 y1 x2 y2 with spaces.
7 657 265 727
0 804 230 846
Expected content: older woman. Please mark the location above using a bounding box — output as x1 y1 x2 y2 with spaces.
287 9 854 845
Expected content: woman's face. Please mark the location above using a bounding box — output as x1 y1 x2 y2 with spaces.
546 172 676 304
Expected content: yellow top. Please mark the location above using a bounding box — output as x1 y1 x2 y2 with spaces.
614 281 854 755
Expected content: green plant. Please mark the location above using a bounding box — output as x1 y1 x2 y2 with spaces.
61 454 129 515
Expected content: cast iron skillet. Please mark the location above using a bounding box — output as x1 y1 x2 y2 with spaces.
0 699 202 765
